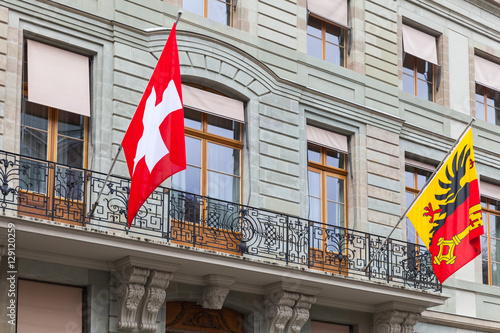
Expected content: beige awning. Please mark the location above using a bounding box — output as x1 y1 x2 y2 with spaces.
402 25 438 65
480 181 499 200
475 56 500 92
17 280 83 333
405 158 435 171
307 125 348 153
307 0 348 28
27 40 90 117
182 84 244 123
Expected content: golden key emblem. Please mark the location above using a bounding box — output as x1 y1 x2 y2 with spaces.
433 204 483 265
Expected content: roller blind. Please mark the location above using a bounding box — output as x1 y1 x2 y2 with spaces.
27 40 91 117
475 56 500 92
480 182 500 200
307 0 348 28
307 125 348 153
18 280 83 333
402 25 438 65
182 84 244 123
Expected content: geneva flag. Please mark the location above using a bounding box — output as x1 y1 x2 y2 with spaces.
122 23 186 227
407 128 483 283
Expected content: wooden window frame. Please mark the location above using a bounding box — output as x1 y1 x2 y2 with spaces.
481 197 500 286
475 84 500 125
184 0 234 27
405 165 433 245
307 14 347 67
184 111 243 201
308 144 347 226
403 54 435 102
20 41 90 225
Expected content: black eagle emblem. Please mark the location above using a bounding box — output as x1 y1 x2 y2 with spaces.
429 145 471 246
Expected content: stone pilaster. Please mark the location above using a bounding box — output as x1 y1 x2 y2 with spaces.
138 270 173 332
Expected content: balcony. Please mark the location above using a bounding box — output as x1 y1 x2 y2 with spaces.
0 149 440 292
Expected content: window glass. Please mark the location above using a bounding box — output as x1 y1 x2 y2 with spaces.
183 0 204 16
23 102 49 131
475 84 500 125
308 145 321 164
208 0 231 26
307 15 345 66
308 143 347 228
207 114 240 140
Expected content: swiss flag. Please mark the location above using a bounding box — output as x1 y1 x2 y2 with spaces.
122 23 186 227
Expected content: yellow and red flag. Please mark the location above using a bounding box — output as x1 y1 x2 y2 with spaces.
407 128 483 283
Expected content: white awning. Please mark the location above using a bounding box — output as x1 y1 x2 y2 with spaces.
27 40 90 117
307 0 348 28
18 280 83 333
475 56 500 92
405 158 435 171
182 84 244 123
307 125 348 153
402 25 438 65
480 181 500 200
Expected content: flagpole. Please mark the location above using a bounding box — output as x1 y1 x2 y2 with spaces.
363 118 476 271
87 145 123 218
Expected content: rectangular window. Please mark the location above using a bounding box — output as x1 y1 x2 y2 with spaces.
474 56 500 125
182 0 234 26
307 126 348 274
307 0 348 67
20 40 90 224
481 183 500 286
405 163 433 244
18 280 84 333
402 25 439 102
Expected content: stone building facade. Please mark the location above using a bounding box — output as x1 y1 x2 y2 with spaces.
0 0 499 332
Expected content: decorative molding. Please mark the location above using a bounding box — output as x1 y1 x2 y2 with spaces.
373 309 422 333
285 294 316 333
200 274 236 310
115 264 150 330
139 270 173 332
114 256 177 332
266 290 299 333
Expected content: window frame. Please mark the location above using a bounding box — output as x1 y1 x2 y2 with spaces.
481 196 500 286
307 13 347 67
475 83 500 125
183 0 234 27
405 164 433 245
183 110 243 202
307 143 347 227
403 53 436 102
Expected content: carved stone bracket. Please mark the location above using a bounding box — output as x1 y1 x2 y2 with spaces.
266 290 299 333
200 274 236 310
114 257 179 332
115 263 150 330
285 294 316 333
139 270 173 332
374 309 422 333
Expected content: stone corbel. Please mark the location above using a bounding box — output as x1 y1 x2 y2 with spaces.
373 302 424 333
138 270 173 332
285 294 316 333
266 290 299 333
115 260 150 330
200 274 236 310
114 256 179 332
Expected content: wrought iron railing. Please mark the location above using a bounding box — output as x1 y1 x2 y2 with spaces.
0 150 441 291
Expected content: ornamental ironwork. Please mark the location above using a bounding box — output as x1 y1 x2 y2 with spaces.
0 150 441 292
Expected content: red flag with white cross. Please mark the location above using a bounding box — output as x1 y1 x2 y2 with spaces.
122 23 186 227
